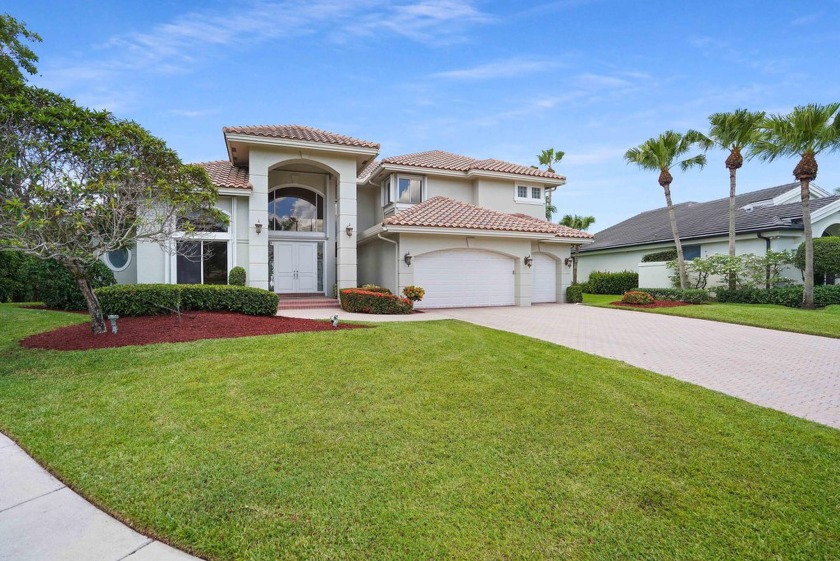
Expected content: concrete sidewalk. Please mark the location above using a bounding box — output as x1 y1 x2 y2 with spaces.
0 432 200 561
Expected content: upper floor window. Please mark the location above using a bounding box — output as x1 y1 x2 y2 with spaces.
383 174 425 206
515 184 542 204
177 209 228 232
268 186 324 232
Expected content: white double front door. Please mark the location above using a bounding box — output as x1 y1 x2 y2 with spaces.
273 242 318 293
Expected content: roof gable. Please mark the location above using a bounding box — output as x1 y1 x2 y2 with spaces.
223 125 379 149
379 150 564 181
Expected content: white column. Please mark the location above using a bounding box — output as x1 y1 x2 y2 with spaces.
248 170 270 289
336 176 357 289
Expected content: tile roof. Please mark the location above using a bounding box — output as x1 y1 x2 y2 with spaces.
582 183 838 252
381 150 564 181
196 160 250 189
383 196 593 239
223 125 379 149
358 159 380 182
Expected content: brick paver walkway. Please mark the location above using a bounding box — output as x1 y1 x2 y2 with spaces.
441 304 840 429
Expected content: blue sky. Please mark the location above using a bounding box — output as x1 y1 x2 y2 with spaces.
11 0 840 230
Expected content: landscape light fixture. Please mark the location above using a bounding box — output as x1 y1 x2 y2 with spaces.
404 252 413 266
255 221 263 235
524 255 533 268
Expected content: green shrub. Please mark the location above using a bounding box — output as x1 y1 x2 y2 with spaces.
359 284 393 294
715 285 840 308
586 271 639 294
795 237 840 276
642 249 678 263
638 288 709 303
566 284 583 303
38 260 116 310
0 251 41 302
340 289 412 314
402 285 425 302
95 284 279 316
228 266 246 286
621 291 654 305
578 281 591 294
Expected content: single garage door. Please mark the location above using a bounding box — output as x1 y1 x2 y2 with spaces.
414 249 515 308
532 253 557 303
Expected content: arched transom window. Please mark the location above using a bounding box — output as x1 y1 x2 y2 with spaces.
268 187 324 232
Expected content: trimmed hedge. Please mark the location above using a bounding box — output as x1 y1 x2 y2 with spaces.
228 266 246 286
638 288 710 304
715 285 840 308
340 289 412 314
642 249 678 263
39 259 116 310
359 284 393 294
566 284 583 303
622 291 654 305
586 271 639 294
95 284 279 316
0 251 41 302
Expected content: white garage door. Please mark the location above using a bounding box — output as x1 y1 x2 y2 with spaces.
532 254 557 303
414 249 515 308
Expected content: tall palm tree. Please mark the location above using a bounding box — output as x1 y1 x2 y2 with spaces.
753 103 840 309
624 131 712 289
560 214 596 284
707 109 766 289
537 148 565 220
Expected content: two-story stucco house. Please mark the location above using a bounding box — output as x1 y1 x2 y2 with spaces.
104 125 593 308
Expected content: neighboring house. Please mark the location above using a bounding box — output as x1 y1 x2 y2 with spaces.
104 125 593 308
578 183 840 288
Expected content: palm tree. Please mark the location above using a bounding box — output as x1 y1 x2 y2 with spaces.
537 148 565 220
753 103 840 309
624 131 712 289
707 109 766 289
560 214 596 284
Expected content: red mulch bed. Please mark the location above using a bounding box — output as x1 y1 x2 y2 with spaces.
21 312 366 351
611 300 696 308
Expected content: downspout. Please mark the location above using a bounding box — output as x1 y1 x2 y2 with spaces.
378 231 400 294
756 233 772 289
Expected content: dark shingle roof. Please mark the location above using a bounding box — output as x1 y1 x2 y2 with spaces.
582 183 838 252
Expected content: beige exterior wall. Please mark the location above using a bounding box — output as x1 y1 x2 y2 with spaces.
426 176 476 203
391 232 571 306
475 178 545 219
357 186 380 232
358 238 397 293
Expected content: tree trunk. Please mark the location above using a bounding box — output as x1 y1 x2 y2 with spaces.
728 167 737 290
663 183 688 289
572 245 579 285
800 179 815 309
77 278 107 334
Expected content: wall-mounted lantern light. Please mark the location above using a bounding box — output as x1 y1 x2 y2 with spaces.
404 252 413 266
524 255 533 268
255 221 263 235
564 256 574 267
346 224 354 237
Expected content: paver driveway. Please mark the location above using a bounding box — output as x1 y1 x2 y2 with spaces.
440 304 840 429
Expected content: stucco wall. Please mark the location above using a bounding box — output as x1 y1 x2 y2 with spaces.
426 176 475 204
475 178 545 219
357 186 379 232
358 238 397 292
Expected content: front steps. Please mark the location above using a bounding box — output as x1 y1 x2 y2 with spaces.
276 294 340 310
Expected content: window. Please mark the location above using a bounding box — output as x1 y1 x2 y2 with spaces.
177 210 228 232
683 245 701 261
176 241 228 284
382 176 392 205
515 184 542 203
268 187 324 232
397 176 423 204
105 248 131 271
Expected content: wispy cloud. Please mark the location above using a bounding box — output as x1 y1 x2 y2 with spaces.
169 108 221 118
432 58 563 80
41 0 490 110
791 12 823 26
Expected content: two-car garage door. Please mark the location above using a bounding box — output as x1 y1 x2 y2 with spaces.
413 249 515 308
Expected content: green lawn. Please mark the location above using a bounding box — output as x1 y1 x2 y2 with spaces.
583 293 840 338
2 305 840 560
